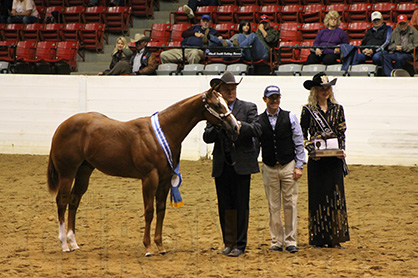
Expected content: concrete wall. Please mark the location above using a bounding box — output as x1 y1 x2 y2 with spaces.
1 74 417 166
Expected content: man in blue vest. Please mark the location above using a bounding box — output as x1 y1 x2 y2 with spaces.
258 85 305 254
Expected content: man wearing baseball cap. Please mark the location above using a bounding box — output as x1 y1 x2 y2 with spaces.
232 14 279 61
383 14 418 76
160 15 222 64
354 11 392 67
257 85 305 254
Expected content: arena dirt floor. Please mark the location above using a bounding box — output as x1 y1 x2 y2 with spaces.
0 154 417 278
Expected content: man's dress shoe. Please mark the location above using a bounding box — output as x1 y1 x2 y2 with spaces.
218 247 232 255
227 248 244 257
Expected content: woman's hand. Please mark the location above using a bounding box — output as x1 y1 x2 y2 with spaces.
315 48 322 56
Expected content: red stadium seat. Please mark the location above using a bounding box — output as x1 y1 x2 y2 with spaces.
235 5 260 23
280 22 302 42
79 23 105 53
393 3 418 22
301 22 325 42
214 5 239 24
3 24 25 42
83 6 107 24
61 23 83 42
44 41 79 73
131 0 154 18
277 40 299 64
302 4 326 23
66 0 87 6
144 23 172 43
21 23 45 42
62 6 86 24
170 6 190 24
104 6 131 36
36 6 46 23
41 24 64 42
237 0 259 6
280 4 304 22
215 23 238 39
347 21 372 40
45 6 65 24
259 0 279 6
347 3 373 22
14 40 37 73
170 23 192 42
45 0 65 7
289 40 313 64
146 40 167 64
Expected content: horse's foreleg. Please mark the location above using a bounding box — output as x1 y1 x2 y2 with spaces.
56 177 74 252
142 170 159 257
154 182 171 255
67 163 95 251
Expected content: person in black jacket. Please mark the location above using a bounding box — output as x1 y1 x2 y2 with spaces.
129 33 157 75
258 85 305 254
354 11 392 66
203 71 261 257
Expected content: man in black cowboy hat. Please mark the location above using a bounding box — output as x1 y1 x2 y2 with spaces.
129 33 157 75
203 71 262 257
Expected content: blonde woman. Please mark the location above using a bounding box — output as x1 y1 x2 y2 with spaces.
306 10 348 65
300 72 349 249
7 0 39 24
99 36 133 75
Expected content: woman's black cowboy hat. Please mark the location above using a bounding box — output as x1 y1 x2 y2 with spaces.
303 72 337 90
210 71 243 87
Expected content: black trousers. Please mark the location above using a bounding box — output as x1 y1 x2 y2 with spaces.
215 163 251 251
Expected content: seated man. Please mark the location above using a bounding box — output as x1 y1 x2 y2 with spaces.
232 14 279 61
160 14 223 64
383 14 418 76
354 11 392 66
129 33 157 75
183 0 218 19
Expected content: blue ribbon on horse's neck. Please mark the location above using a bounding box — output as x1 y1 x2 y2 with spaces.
150 112 184 208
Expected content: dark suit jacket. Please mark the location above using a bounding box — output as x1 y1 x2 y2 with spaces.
203 98 262 177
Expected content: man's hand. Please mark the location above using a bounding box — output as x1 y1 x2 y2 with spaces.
293 168 303 180
396 45 402 51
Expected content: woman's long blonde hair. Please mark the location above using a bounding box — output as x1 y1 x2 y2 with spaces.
324 10 341 28
307 87 338 107
111 36 129 56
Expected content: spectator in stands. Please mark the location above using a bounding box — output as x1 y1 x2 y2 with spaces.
129 33 157 75
353 11 392 67
7 0 39 24
99 36 133 75
229 20 252 42
183 0 218 20
306 10 348 65
230 15 279 61
383 14 418 76
160 14 223 64
410 9 418 30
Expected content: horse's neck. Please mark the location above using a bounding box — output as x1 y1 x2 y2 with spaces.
158 94 205 148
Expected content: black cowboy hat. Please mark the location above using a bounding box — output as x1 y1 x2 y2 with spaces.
210 71 243 88
303 72 337 90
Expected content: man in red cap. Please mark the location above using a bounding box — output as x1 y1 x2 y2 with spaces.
232 14 279 61
383 14 418 76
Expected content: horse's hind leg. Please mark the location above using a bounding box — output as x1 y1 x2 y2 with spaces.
67 161 95 251
154 182 171 255
56 176 75 252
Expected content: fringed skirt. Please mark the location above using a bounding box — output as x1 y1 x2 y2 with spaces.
307 157 350 246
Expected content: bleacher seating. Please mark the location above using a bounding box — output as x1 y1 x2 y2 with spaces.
181 64 204 75
274 63 302 76
214 5 239 23
21 23 45 41
145 23 172 43
235 5 260 23
301 3 326 23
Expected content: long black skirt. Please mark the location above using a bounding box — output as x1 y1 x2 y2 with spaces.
307 157 350 246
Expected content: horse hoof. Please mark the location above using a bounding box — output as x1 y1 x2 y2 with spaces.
145 252 154 257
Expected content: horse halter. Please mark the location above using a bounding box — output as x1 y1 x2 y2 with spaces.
202 91 232 124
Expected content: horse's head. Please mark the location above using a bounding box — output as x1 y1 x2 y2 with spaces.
203 85 240 141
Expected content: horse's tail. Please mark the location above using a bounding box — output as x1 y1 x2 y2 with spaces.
47 155 59 193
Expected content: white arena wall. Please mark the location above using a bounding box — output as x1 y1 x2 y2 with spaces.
0 74 417 166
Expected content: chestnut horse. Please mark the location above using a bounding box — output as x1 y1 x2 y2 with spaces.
47 87 240 256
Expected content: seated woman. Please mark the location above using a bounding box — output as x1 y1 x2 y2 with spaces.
7 0 39 24
306 11 348 65
99 36 133 76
